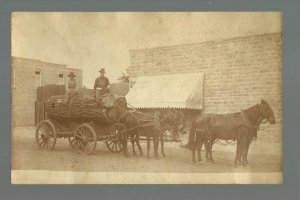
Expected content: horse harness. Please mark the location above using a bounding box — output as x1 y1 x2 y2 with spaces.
207 103 265 145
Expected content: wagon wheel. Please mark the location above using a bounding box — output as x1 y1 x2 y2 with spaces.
69 122 83 149
105 129 124 153
73 123 97 155
35 120 57 150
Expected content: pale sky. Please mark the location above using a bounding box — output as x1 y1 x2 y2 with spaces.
11 12 281 88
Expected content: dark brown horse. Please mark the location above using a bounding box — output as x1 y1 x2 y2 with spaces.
189 99 276 166
129 109 185 158
118 110 163 158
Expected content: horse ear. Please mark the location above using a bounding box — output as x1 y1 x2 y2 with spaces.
261 99 266 104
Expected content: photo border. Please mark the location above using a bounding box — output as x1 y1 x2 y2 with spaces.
1 0 299 199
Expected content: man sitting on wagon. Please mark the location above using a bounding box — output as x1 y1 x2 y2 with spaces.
94 68 110 103
64 72 78 103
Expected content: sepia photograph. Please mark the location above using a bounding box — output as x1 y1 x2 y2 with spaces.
11 12 282 184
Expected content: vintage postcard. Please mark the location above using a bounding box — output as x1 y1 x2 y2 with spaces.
11 12 282 184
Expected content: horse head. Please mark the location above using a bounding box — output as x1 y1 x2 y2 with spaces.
107 96 128 123
260 99 276 124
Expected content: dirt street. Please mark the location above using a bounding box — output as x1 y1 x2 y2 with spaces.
12 126 281 173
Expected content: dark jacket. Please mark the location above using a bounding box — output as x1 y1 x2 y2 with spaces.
94 76 109 90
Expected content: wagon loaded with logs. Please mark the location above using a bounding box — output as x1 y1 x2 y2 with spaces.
35 90 128 155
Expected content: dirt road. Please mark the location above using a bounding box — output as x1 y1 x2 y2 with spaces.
12 127 281 173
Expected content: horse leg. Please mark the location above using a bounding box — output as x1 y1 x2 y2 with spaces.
234 139 242 165
209 139 215 162
192 143 196 163
131 135 136 156
160 133 166 157
240 136 248 167
135 134 143 156
122 131 130 157
197 142 202 162
244 138 251 164
147 136 151 159
205 140 209 161
197 136 202 162
242 137 251 166
153 135 159 159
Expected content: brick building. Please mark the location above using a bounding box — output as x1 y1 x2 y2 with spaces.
11 56 83 126
128 32 282 154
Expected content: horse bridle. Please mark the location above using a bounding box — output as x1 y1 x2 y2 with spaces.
253 103 268 130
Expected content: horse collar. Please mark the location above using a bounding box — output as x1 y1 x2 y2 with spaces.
241 109 252 127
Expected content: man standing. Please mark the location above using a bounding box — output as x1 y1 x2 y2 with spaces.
94 68 110 100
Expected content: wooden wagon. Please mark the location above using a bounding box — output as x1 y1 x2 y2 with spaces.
35 90 126 155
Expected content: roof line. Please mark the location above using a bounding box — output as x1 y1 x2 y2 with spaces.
11 56 82 71
129 32 282 52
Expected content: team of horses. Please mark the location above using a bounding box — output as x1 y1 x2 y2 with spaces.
112 97 276 166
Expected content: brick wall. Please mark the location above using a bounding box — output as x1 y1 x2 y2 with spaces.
11 57 83 126
128 33 282 154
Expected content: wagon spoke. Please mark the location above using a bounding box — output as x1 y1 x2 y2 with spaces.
112 142 116 151
114 142 118 151
39 139 44 146
45 141 50 149
78 128 84 135
73 124 96 155
42 140 46 149
116 143 121 151
85 143 90 152
74 133 84 139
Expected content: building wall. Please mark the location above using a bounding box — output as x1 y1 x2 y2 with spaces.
128 33 282 154
11 57 83 126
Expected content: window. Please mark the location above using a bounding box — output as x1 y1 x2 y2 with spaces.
34 69 42 88
58 73 64 85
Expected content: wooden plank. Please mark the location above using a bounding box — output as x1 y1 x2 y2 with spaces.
35 101 45 126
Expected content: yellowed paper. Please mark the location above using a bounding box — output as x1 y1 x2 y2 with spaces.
11 12 282 184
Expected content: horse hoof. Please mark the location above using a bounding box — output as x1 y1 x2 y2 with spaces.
162 154 166 157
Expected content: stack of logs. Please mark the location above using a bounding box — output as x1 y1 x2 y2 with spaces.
45 95 107 121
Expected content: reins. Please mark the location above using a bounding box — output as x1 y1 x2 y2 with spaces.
114 101 164 133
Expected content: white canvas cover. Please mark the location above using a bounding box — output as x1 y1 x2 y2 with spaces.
126 73 204 109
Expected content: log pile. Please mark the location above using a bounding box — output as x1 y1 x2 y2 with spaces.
45 94 108 121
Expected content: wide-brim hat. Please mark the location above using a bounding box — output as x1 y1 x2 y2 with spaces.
99 68 105 73
68 72 76 77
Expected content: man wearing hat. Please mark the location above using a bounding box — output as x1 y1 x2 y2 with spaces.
94 68 110 100
64 72 77 103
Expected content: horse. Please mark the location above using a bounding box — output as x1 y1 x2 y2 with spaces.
189 99 276 166
118 110 164 159
129 109 185 158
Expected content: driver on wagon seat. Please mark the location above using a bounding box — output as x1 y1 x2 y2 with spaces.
94 68 110 101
